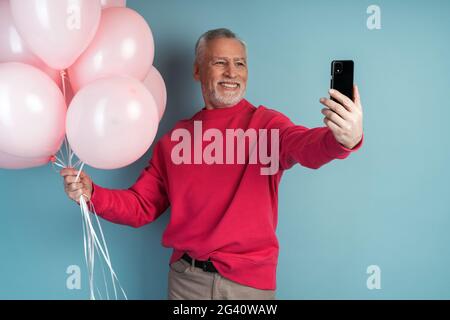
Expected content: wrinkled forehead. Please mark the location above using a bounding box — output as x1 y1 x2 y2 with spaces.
204 38 247 60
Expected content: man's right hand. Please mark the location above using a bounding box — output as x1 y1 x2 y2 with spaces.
60 168 93 204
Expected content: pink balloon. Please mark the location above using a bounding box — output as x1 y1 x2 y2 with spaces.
100 0 126 9
40 65 63 89
143 66 167 120
68 7 154 92
0 150 50 169
0 0 61 87
66 76 159 169
0 63 66 158
9 0 102 70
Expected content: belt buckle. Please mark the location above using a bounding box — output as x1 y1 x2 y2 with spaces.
202 262 209 272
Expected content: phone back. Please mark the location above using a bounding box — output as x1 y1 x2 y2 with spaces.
331 60 354 101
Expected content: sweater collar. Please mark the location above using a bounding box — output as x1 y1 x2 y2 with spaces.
192 99 251 120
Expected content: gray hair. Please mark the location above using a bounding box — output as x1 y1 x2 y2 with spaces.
194 28 247 64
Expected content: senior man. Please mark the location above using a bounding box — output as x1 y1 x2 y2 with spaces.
61 28 364 300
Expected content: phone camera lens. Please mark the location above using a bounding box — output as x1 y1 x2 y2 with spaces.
335 62 343 74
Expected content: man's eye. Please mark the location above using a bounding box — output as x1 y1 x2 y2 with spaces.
237 62 246 67
214 61 226 65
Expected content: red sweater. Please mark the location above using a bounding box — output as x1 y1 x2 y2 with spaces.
89 99 363 290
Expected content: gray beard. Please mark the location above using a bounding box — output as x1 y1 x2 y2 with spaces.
208 86 246 107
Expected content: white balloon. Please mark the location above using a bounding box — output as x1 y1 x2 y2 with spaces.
9 0 102 70
0 63 66 158
67 76 159 169
0 150 50 169
0 0 61 87
143 66 167 120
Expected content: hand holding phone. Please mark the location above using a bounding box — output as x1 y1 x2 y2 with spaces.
320 59 363 149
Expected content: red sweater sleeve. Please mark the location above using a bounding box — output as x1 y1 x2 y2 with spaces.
267 112 363 170
88 141 170 228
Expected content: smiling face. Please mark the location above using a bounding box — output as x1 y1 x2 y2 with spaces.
194 37 248 109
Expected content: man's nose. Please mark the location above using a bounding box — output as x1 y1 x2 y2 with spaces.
224 64 237 78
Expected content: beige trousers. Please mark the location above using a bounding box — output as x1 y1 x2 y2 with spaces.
168 258 276 300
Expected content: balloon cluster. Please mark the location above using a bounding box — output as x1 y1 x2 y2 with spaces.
0 0 166 300
0 0 166 170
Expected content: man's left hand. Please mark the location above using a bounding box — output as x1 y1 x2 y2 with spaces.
319 85 364 149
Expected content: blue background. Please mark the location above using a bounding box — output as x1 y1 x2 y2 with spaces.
1 0 450 299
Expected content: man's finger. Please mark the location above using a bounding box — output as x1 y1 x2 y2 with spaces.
69 183 83 192
320 98 351 120
60 168 78 177
64 176 77 184
329 89 354 112
69 190 83 201
321 109 347 129
323 117 341 134
76 171 87 180
353 84 362 109
61 169 86 180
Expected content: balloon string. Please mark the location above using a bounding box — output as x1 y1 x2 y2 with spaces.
52 73 67 168
53 154 65 166
60 69 67 102
72 159 82 169
59 69 72 168
80 195 128 300
75 162 85 182
75 162 127 300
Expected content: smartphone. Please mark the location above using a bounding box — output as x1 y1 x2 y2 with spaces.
330 60 354 102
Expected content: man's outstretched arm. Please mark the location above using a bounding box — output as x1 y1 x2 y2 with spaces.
276 85 364 170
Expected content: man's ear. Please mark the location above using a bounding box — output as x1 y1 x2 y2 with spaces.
193 62 200 82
